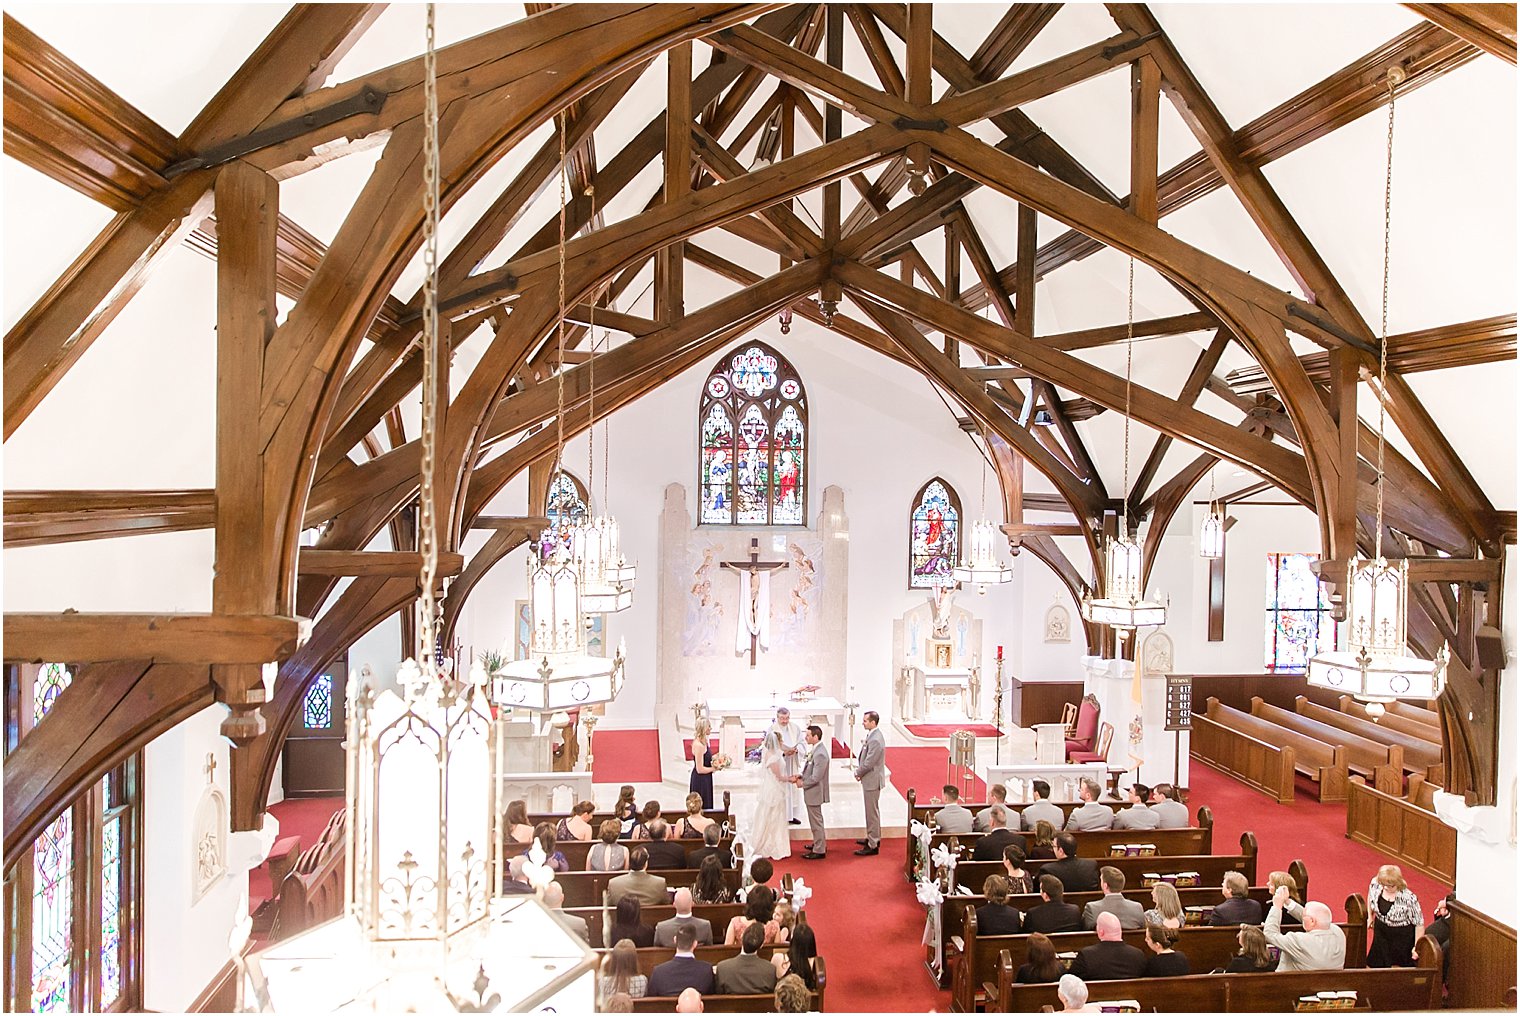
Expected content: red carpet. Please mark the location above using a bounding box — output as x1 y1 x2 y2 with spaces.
886 746 986 803
590 728 662 783
771 837 948 1012
904 723 1003 738
248 796 344 908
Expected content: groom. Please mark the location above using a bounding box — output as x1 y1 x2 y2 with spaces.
798 725 829 859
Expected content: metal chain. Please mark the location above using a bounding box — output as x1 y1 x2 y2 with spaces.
417 2 441 662
587 184 597 509
555 110 568 489
1123 256 1134 534
1375 73 1396 563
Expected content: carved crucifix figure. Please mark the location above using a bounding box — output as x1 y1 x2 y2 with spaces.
720 538 789 668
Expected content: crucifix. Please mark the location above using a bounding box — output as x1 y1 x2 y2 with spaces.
720 538 790 668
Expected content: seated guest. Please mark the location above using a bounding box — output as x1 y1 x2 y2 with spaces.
1001 842 1033 894
503 799 534 844
534 823 570 872
725 885 786 945
1024 874 1083 934
588 819 629 872
1083 866 1145 930
644 819 690 869
647 923 716 996
1044 833 1100 893
557 799 597 841
691 855 734 904
1021 779 1064 831
773 973 811 1013
607 847 668 907
1028 819 1058 860
1113 783 1160 830
976 874 1024 935
1016 932 1064 984
1148 784 1188 828
629 800 662 840
772 900 796 941
1265 885 1345 970
655 888 714 948
1065 778 1114 831
679 792 716 839
675 987 704 1014
689 823 733 870
599 939 647 999
615 785 641 837
972 805 1017 861
1268 870 1302 926
1223 924 1275 973
1209 871 1264 926
1071 912 1147 981
715 922 778 994
974 784 1009 832
608 896 655 949
543 881 588 941
501 855 534 894
771 920 819 987
1144 881 1184 929
935 784 974 833
1057 973 1093 1012
1142 921 1190 977
603 992 633 1013
746 858 775 894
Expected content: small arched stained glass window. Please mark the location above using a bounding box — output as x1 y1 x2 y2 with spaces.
302 674 333 730
909 478 962 589
698 342 807 526
33 663 73 726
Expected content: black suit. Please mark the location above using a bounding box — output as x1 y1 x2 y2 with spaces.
971 828 1019 861
1208 896 1264 926
1070 940 1148 981
1041 856 1100 893
647 955 716 996
975 902 1023 935
1022 900 1083 934
689 845 734 869
644 840 691 870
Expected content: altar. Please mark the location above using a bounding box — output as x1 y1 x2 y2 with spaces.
891 588 984 724
706 695 849 761
909 667 973 721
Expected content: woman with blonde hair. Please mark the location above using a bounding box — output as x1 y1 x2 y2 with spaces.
1268 870 1301 926
690 718 716 809
678 792 715 838
1145 881 1184 929
1367 864 1423 967
1223 924 1275 973
599 939 647 1000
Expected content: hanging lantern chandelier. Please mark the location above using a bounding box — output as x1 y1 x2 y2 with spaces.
493 112 627 712
1081 257 1166 635
1307 67 1447 719
1199 465 1225 560
953 440 1013 593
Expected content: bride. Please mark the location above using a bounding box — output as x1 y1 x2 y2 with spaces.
744 733 794 860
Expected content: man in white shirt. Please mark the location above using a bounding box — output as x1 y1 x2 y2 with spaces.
772 706 804 823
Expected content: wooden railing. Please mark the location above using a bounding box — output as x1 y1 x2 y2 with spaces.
1190 708 1296 804
1345 775 1456 885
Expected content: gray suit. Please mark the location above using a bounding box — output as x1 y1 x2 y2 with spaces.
1152 799 1189 828
801 742 831 854
654 914 714 948
1266 900 1346 970
935 803 974 834
713 951 778 994
855 727 886 848
552 908 590 942
1065 801 1115 831
973 804 1003 832
1113 803 1161 830
1020 798 1064 831
1082 893 1147 930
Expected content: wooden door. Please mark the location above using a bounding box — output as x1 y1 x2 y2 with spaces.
282 660 347 797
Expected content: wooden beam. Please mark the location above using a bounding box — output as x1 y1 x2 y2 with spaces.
4 613 309 665
846 4 906 97
970 4 1063 79
1129 330 1230 505
709 22 914 125
689 124 819 259
930 32 1147 128
296 550 466 577
1130 55 1161 224
3 489 215 547
470 515 551 531
1001 522 1085 538
1406 3 1516 62
660 41 693 323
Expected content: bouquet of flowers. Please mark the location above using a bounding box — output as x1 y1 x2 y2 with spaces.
712 752 734 771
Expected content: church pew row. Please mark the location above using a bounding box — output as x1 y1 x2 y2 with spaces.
503 835 735 869
914 816 1214 884
594 943 787 977
523 796 731 833
1251 697 1405 795
1385 699 1441 727
564 902 746 948
984 936 1442 1013
1345 775 1457 886
552 867 746 909
595 948 826 1012
1296 695 1443 774
1339 694 1444 749
949 832 1260 898
953 895 1370 1014
1190 709 1297 804
1202 698 1348 801
271 808 347 942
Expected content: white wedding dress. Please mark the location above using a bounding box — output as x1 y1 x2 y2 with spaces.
744 742 792 861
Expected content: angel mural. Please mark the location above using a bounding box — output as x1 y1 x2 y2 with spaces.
683 545 724 656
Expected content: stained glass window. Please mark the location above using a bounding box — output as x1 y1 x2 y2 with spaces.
99 814 122 1008
32 663 72 725
698 342 807 526
542 471 589 557
303 673 334 730
909 478 962 589
31 810 73 1013
1265 553 1337 671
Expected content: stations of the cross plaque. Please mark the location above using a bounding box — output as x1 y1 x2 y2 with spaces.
720 538 789 668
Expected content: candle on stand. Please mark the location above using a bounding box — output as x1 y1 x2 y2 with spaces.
996 644 1004 660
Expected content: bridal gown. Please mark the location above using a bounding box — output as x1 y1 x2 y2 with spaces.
746 747 793 860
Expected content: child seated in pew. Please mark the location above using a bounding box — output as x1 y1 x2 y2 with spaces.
599 939 647 999
1143 882 1184 929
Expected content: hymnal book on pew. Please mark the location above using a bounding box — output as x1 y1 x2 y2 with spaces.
1057 952 1078 970
1108 843 1157 856
1141 870 1200 887
1294 991 1359 1010
1096 1000 1141 1012
1182 905 1213 925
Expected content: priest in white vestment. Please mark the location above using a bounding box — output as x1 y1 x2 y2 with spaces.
771 707 803 823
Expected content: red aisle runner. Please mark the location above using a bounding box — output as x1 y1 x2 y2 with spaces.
886 746 987 803
904 723 1003 739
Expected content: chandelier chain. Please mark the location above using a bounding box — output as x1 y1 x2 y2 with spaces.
555 109 568 486
1375 74 1396 563
417 2 441 661
1123 257 1134 534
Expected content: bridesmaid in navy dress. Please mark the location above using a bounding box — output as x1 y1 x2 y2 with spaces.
690 718 716 810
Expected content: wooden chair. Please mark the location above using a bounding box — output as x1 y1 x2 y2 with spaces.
1068 721 1113 765
1063 694 1100 759
1059 701 1078 738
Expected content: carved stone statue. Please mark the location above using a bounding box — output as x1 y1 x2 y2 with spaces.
928 585 956 640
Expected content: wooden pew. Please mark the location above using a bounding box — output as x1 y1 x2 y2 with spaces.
1296 695 1442 776
271 808 346 942
915 816 1214 883
986 935 1443 1013
1339 694 1443 748
1386 699 1441 727
954 895 1369 1013
523 795 731 834
595 943 784 977
564 902 746 949
1252 696 1404 795
623 956 826 1012
1345 775 1457 885
1190 708 1296 804
503 835 735 869
1203 697 1349 801
553 867 746 909
950 832 1260 897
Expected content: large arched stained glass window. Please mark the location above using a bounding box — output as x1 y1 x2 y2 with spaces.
698 342 807 526
909 478 962 588
542 470 589 558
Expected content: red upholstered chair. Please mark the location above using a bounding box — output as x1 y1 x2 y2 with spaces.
1063 694 1101 758
1069 721 1114 765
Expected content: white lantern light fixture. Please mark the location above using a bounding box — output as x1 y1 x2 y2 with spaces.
1081 258 1166 635
953 446 1013 593
1307 68 1446 718
1199 466 1225 560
